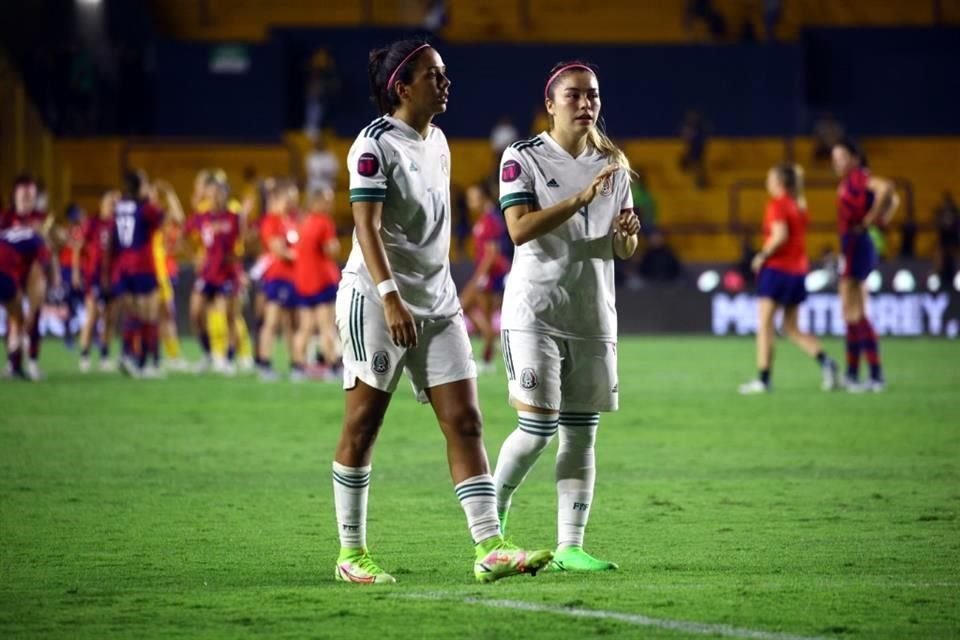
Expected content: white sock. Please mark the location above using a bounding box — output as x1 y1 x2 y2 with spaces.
454 474 501 545
555 412 599 549
332 461 370 550
493 411 559 514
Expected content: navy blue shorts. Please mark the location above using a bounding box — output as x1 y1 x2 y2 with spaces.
263 278 298 308
0 273 18 304
757 267 807 307
112 272 158 297
841 231 878 281
194 278 237 299
297 284 338 307
485 273 507 294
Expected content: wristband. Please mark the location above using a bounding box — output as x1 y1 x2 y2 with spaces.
377 278 399 298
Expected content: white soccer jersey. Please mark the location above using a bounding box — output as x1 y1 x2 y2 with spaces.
345 115 459 320
498 132 633 340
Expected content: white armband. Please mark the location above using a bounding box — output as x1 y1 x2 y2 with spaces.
376 278 399 298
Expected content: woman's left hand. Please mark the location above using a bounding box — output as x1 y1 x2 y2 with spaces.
614 210 641 237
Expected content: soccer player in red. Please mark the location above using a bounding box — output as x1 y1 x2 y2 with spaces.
187 174 243 374
2 176 55 380
77 191 119 372
739 164 839 394
55 204 87 349
459 183 510 373
291 187 341 381
107 170 170 378
0 225 48 380
256 180 300 380
832 139 899 392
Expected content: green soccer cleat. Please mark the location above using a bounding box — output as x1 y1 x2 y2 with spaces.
334 548 397 584
474 539 553 583
549 546 619 572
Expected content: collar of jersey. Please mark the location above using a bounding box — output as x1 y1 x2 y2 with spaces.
539 131 598 161
384 115 431 142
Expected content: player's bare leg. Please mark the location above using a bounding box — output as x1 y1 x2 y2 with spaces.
292 307 315 381
3 296 27 379
740 298 776 394
78 291 99 372
257 302 281 380
316 303 341 377
783 306 839 390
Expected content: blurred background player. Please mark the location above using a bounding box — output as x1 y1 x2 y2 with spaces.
152 179 186 371
56 204 87 349
494 61 640 572
459 183 509 373
108 170 175 378
187 173 242 375
256 180 300 381
76 191 119 373
0 225 48 380
832 139 899 392
291 187 341 381
2 176 57 380
738 164 839 394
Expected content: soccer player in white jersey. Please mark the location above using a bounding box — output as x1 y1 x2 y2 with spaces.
330 39 552 585
494 61 642 572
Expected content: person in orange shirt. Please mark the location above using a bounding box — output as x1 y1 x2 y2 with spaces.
291 187 341 381
256 180 300 380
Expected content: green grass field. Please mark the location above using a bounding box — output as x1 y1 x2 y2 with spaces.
1 337 958 639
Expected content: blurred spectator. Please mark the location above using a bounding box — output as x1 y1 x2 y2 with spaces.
530 106 550 135
305 135 340 194
935 191 959 280
423 0 448 35
452 183 471 260
630 168 658 232
812 112 846 163
685 0 727 39
763 0 782 41
639 230 682 282
899 210 917 259
304 48 341 139
490 116 518 156
679 110 709 189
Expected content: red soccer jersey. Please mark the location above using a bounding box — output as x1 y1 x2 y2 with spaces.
59 223 84 267
193 210 241 286
0 209 47 231
763 195 808 275
259 212 297 282
294 213 340 296
837 166 874 234
473 209 510 279
0 226 48 285
81 216 112 279
111 198 163 275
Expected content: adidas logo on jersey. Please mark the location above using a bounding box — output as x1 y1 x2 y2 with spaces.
546 178 560 188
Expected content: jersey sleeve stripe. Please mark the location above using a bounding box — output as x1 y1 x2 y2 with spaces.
500 192 536 209
349 188 387 203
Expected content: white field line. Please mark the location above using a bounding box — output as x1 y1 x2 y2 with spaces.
400 592 828 640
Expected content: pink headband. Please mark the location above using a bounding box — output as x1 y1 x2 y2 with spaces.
544 64 596 101
386 43 431 94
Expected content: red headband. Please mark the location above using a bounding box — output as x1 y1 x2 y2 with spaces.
386 44 431 94
544 64 595 101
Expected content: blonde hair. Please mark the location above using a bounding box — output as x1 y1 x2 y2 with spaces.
544 61 634 178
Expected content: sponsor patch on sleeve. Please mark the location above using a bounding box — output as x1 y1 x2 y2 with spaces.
357 152 380 178
501 160 521 183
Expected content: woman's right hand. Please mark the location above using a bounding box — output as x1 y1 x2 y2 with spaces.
577 165 620 207
383 292 418 348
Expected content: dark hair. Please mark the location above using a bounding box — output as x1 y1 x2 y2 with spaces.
13 173 35 190
544 60 598 103
123 170 144 199
834 136 868 167
368 39 431 115
773 163 798 193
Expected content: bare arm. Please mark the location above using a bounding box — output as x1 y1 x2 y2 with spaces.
752 220 788 273
505 165 619 246
155 181 185 224
865 176 898 228
268 236 295 262
353 200 417 347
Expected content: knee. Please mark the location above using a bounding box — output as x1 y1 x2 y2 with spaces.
441 406 484 441
341 407 384 452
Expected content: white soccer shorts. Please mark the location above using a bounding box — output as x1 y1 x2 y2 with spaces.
500 329 619 412
336 284 477 402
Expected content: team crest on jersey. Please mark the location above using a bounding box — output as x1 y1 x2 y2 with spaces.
357 153 380 177
502 160 522 183
599 176 612 197
520 367 538 390
372 351 390 374
441 154 450 176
